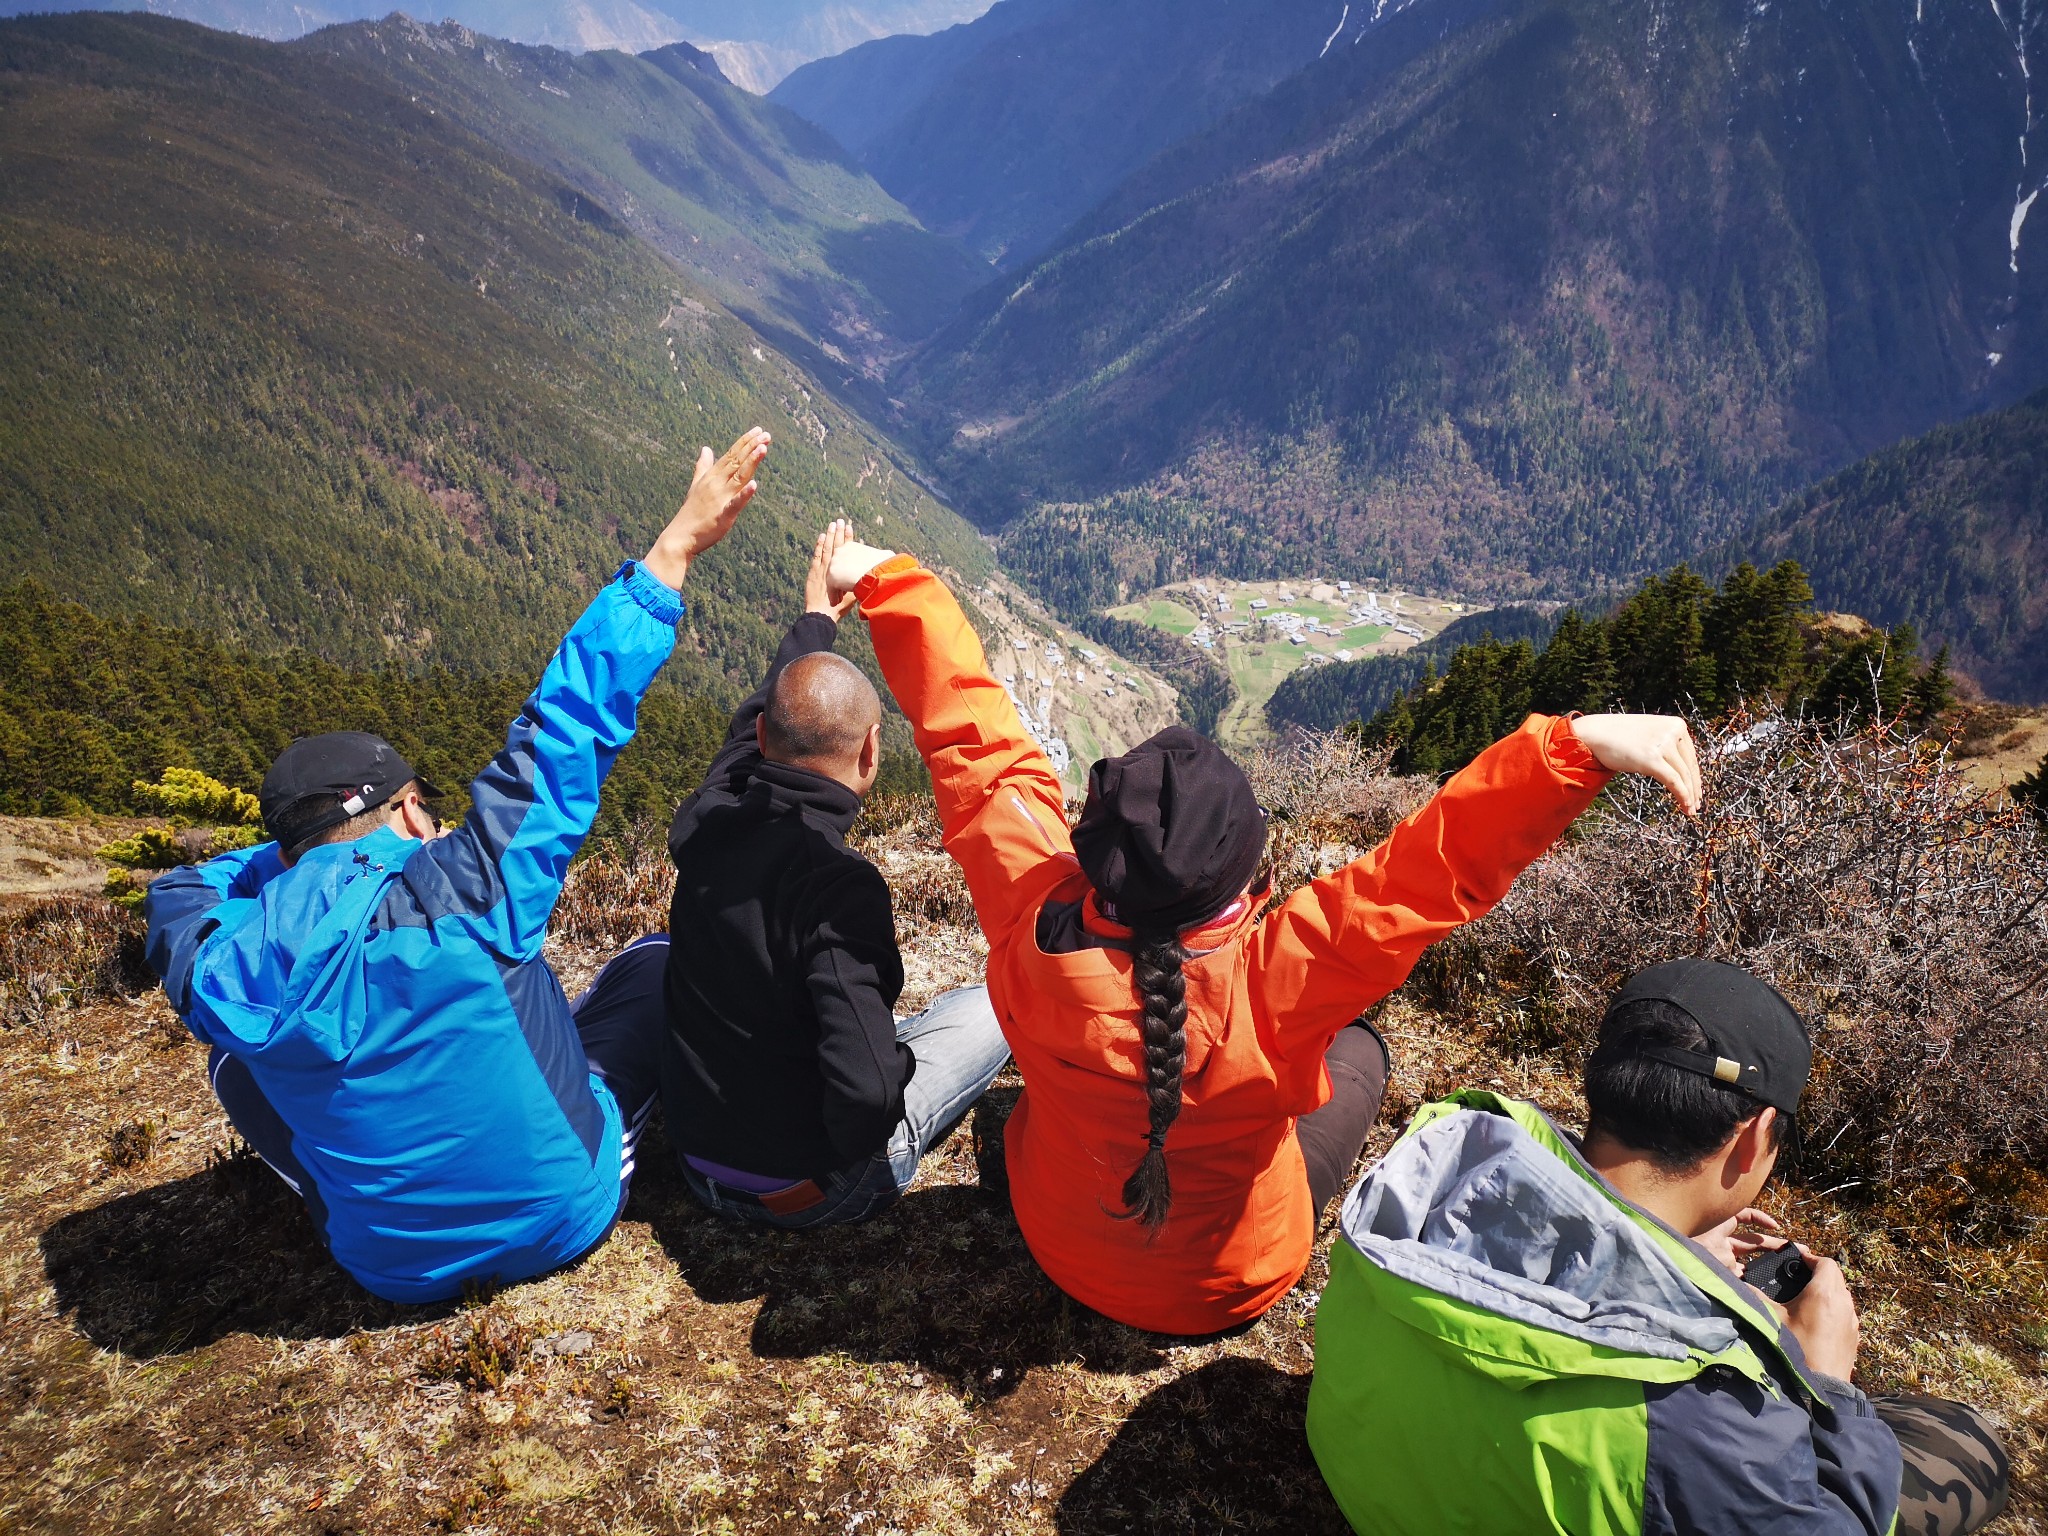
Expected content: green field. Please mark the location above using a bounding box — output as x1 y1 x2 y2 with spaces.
1109 598 1202 636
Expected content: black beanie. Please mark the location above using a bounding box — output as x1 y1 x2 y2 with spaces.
1072 727 1265 933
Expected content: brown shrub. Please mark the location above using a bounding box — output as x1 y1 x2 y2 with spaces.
1246 732 1433 906
419 1307 533 1392
853 795 979 934
0 895 150 1032
1426 713 2048 1194
554 828 674 952
103 1119 158 1169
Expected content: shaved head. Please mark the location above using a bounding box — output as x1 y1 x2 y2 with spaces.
761 652 883 773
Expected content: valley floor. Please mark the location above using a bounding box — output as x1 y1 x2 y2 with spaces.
1106 578 1478 748
2 792 2045 1534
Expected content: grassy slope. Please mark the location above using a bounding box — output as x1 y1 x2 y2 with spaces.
1 767 2042 1532
300 19 992 378
914 0 2037 610
0 12 987 696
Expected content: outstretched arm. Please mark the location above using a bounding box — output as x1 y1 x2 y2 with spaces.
1250 713 1699 1104
412 429 769 960
830 541 1074 949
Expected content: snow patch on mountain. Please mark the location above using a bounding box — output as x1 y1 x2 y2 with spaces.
1321 4 1350 58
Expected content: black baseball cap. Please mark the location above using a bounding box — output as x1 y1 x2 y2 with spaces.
1608 958 1812 1114
260 732 441 849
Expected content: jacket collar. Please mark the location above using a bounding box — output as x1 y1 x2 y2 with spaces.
745 756 863 835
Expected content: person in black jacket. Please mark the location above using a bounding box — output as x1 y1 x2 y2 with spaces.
658 520 1009 1226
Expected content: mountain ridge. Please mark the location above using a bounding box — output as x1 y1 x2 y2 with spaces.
299 16 991 389
902 0 2044 627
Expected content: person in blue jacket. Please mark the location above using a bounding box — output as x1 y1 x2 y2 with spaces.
143 428 771 1304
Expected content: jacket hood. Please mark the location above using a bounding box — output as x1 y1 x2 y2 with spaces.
186 826 415 1068
1340 1101 1746 1366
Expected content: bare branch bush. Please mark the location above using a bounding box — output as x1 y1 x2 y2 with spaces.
0 896 149 1033
1422 713 2048 1193
1246 732 1432 906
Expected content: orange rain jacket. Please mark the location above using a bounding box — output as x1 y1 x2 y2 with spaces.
857 556 1613 1335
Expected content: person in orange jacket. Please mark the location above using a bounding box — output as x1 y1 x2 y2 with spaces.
823 531 1704 1336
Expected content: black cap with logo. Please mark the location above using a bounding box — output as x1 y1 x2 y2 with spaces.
1608 958 1812 1114
259 732 440 850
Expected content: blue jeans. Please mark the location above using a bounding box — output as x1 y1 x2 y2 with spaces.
681 984 1010 1230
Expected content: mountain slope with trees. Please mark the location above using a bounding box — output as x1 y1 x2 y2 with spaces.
1354 562 1954 777
303 17 990 384
1750 386 2048 703
0 12 986 700
906 0 2042 615
771 0 1372 266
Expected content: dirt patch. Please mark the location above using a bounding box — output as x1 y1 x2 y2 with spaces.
0 816 144 910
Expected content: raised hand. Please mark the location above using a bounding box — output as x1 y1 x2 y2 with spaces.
806 519 862 620
643 428 771 588
825 536 898 614
1570 713 1704 816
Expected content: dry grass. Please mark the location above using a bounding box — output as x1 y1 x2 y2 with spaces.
3 730 2046 1533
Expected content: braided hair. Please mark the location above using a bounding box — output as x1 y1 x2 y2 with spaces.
1118 931 1190 1230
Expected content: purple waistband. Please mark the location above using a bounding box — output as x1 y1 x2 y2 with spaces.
683 1155 805 1195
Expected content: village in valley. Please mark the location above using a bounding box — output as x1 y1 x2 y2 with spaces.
1108 578 1485 746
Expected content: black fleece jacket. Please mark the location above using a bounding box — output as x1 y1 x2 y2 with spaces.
660 613 910 1179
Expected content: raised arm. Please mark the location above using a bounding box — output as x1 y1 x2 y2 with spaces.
1250 713 1700 1102
831 542 1075 949
410 429 769 960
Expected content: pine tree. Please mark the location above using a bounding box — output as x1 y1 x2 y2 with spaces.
1529 609 1614 716
1906 644 1956 728
1607 566 1718 714
1704 559 1811 709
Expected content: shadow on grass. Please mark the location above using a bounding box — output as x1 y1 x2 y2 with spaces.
1054 1357 1350 1535
633 1115 1173 1399
39 1146 427 1356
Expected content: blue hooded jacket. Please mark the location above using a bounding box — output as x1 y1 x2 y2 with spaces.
144 562 684 1302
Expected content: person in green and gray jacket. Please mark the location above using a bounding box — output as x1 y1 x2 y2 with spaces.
1308 958 2009 1536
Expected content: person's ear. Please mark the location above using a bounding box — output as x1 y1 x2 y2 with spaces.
756 715 769 754
860 722 882 777
1734 1107 1777 1176
394 791 438 842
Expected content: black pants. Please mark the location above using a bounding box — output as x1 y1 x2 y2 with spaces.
1298 1019 1392 1215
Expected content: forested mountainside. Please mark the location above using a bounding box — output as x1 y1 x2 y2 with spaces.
771 0 1372 267
1749 386 2048 703
0 13 986 699
0 2 993 87
907 0 2044 620
302 18 990 382
0 582 735 836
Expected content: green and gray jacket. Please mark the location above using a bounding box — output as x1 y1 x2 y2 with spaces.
1307 1092 1902 1535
